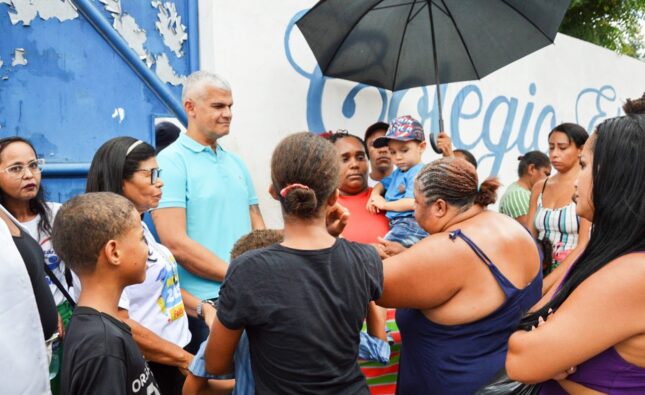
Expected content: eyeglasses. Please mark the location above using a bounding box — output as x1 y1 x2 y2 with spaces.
133 168 162 184
0 159 45 179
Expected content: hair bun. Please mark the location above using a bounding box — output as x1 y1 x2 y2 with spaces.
623 93 645 115
474 177 501 207
283 187 318 218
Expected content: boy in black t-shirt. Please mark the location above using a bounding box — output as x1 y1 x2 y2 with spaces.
52 192 161 395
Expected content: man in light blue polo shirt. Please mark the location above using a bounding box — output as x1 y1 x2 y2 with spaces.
153 71 265 353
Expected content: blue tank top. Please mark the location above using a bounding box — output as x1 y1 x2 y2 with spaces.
395 229 543 395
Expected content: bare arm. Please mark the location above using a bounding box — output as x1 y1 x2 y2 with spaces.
117 309 193 370
249 204 266 230
542 218 591 296
204 315 243 375
181 289 216 328
377 236 464 309
527 179 545 238
366 302 387 341
383 198 415 212
371 182 385 197
152 208 228 282
506 254 645 383
367 183 386 214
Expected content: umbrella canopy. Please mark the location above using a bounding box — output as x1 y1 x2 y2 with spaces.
297 0 571 91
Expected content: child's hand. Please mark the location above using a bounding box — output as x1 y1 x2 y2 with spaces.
367 195 387 214
437 132 454 157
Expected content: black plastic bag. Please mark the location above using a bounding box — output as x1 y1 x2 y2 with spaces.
475 368 541 395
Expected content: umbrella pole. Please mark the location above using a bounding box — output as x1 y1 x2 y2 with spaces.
428 1 443 153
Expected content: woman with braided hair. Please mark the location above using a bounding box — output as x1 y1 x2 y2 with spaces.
377 157 542 395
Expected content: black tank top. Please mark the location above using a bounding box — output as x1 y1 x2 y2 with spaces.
13 228 58 340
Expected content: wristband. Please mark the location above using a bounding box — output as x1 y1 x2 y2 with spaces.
196 299 216 321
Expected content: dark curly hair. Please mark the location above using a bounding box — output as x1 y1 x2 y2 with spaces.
230 229 284 260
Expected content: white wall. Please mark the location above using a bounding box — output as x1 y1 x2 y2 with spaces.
199 1 645 228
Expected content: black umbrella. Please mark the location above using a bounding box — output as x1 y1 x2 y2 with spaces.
297 0 571 152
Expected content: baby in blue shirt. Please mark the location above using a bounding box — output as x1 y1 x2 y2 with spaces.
367 115 429 247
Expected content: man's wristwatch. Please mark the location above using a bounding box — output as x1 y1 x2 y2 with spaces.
196 299 216 321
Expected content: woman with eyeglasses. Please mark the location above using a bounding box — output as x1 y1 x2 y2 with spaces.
0 136 68 393
84 137 209 394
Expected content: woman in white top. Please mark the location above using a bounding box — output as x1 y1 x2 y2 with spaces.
85 136 214 394
0 138 72 308
0 136 73 393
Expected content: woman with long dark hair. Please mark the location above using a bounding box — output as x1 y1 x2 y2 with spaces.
506 114 645 393
85 136 207 394
527 123 591 278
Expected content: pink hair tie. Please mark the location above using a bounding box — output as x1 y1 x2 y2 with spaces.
280 183 310 198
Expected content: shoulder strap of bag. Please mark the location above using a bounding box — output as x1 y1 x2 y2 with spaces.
43 264 76 308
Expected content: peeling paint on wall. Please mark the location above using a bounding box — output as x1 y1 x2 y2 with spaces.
11 48 27 66
99 0 156 68
99 0 121 16
0 0 78 26
0 56 3 69
155 53 185 86
152 1 187 58
113 14 150 64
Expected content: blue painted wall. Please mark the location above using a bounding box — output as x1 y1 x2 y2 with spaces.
0 0 197 203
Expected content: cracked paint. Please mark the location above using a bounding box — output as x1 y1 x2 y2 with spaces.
100 1 155 68
99 0 121 16
153 1 187 58
155 53 184 86
0 0 78 26
11 48 27 66
113 14 149 63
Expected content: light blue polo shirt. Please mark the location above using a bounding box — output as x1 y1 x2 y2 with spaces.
381 162 424 221
157 133 258 299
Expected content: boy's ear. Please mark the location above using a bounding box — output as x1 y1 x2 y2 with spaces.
418 140 427 153
102 239 121 268
268 184 280 201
